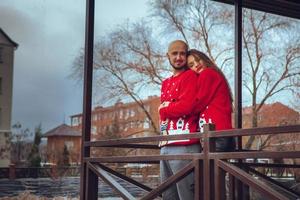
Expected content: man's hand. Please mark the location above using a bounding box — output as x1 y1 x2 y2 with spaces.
159 101 170 111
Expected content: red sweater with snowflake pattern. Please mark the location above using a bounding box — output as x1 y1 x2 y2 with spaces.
159 69 199 146
195 68 232 132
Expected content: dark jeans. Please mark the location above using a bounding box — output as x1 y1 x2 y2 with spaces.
160 144 201 200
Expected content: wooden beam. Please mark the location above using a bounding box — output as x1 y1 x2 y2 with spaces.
85 153 203 163
140 161 194 200
211 0 300 19
88 162 135 200
218 160 289 200
96 163 153 192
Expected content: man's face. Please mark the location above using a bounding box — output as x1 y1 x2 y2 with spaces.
167 42 187 70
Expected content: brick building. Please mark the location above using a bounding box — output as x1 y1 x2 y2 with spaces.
70 96 160 140
70 96 160 157
242 102 299 128
43 124 81 165
0 28 18 167
241 102 300 150
67 98 299 159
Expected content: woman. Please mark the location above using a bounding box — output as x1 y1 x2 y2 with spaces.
187 49 235 151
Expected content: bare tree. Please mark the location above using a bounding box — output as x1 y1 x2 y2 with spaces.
72 21 166 134
290 78 300 112
150 0 234 69
71 1 236 137
71 1 300 146
242 10 300 149
11 122 32 165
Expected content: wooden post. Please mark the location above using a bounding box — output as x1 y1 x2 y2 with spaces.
80 0 95 199
234 0 244 198
51 164 58 179
203 123 215 200
9 164 16 179
86 165 98 200
194 159 202 200
214 161 226 200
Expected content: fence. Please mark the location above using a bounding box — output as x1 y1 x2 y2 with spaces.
0 166 81 179
82 124 300 200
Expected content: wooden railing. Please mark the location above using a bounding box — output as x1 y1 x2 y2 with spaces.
82 124 300 200
1 166 81 179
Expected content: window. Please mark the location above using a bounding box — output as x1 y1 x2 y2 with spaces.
130 121 134 128
119 110 123 119
125 110 130 119
124 123 128 131
72 117 78 126
0 47 3 63
64 141 74 150
258 114 262 121
91 125 97 134
143 119 150 129
92 114 97 121
0 77 2 94
0 108 2 128
130 110 135 117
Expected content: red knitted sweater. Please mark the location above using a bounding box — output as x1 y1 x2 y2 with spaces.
159 69 199 145
195 68 232 132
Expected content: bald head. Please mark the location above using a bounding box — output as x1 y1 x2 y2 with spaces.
168 40 188 53
167 40 188 72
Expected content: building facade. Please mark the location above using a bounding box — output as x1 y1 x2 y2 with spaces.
70 96 160 157
242 102 299 128
0 28 18 167
0 28 18 130
69 97 299 157
71 96 160 140
43 124 81 165
242 102 300 150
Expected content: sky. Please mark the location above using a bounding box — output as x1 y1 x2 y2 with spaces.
1 0 299 135
0 0 150 133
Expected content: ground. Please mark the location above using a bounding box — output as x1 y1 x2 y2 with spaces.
0 192 123 200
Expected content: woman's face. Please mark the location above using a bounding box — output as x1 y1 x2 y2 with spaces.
187 55 206 74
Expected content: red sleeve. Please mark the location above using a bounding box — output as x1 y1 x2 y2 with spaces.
160 80 167 121
195 69 222 113
159 71 198 118
160 79 168 103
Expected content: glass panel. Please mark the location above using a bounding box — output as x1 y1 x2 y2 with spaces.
241 8 300 150
1 1 84 170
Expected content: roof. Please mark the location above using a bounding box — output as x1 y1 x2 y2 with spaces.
0 28 18 48
70 95 160 117
211 0 300 19
43 124 81 137
243 102 299 115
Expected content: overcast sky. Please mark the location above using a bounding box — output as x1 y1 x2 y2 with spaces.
0 0 149 132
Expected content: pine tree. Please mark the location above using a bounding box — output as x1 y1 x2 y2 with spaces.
27 124 42 167
62 144 70 166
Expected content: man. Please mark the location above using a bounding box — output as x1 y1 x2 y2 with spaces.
159 40 200 200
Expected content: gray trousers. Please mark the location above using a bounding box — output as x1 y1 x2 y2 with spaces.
160 144 201 200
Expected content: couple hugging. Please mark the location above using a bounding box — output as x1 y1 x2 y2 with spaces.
159 40 235 200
